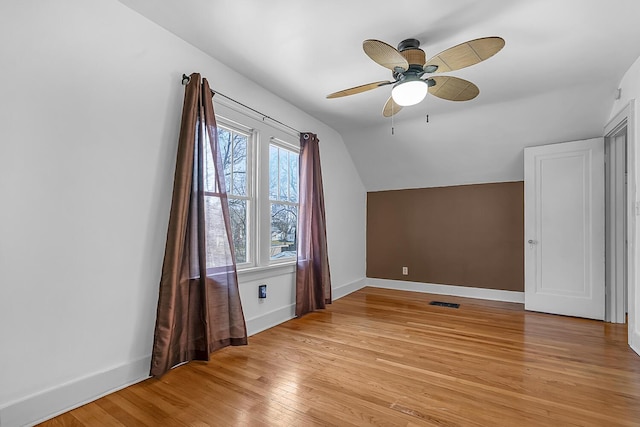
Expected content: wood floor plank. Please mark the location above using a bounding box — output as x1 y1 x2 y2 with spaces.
64 402 126 427
40 413 85 427
38 287 640 426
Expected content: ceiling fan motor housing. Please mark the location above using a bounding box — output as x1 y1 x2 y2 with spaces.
394 38 427 80
397 38 426 66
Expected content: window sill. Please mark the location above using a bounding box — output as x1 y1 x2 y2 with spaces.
237 262 296 282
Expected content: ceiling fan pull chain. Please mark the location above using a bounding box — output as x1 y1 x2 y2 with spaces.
391 105 395 135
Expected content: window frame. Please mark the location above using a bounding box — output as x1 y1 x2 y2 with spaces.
213 101 299 274
267 137 300 265
215 116 256 270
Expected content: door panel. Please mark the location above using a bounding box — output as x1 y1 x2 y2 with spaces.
524 138 605 320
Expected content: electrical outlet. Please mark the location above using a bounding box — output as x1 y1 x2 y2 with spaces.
258 284 267 299
402 266 408 275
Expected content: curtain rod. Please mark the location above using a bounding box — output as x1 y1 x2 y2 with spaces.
182 74 302 136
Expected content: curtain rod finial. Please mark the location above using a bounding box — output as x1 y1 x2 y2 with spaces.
182 74 190 85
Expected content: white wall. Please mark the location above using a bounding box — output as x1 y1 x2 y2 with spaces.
0 1 366 425
609 55 640 356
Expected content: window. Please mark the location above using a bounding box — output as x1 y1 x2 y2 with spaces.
269 142 299 261
197 126 239 273
218 125 251 264
212 106 299 271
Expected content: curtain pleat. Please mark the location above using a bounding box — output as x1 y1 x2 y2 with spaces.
295 133 332 317
150 73 247 378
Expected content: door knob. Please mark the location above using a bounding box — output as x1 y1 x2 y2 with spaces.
528 239 537 244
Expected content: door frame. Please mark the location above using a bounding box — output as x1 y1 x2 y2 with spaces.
604 100 637 351
605 120 628 323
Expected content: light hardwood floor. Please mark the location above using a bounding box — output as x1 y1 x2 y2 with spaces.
40 287 640 426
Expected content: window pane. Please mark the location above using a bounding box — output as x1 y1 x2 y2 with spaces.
228 198 248 263
202 133 216 193
269 145 278 200
279 149 288 201
289 151 298 203
217 127 232 193
204 195 232 268
232 133 247 196
270 203 297 260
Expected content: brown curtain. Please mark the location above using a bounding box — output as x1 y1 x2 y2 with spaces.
295 133 332 317
150 73 247 378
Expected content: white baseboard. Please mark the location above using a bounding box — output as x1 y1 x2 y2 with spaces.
0 356 151 427
630 324 640 357
0 276 369 427
333 277 367 300
366 278 525 303
246 303 296 336
245 277 367 336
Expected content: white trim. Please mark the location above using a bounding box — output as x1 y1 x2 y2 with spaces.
270 136 299 153
0 276 367 426
605 103 631 134
604 131 627 323
216 113 255 135
245 277 367 336
213 102 299 270
333 277 367 300
245 303 296 336
630 326 640 356
0 356 151 427
366 278 525 303
213 115 257 268
629 99 638 357
605 100 638 354
238 262 296 282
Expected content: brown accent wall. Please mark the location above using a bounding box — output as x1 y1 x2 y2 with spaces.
367 182 524 291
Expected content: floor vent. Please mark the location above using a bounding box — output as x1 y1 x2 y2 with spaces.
429 301 460 309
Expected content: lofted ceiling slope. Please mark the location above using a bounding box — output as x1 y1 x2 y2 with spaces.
119 0 640 190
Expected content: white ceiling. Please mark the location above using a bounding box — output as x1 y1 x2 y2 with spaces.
119 0 640 190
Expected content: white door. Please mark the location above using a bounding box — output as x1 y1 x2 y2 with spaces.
524 138 605 320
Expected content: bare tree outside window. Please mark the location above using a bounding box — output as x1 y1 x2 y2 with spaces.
207 118 298 267
269 144 299 260
216 126 249 264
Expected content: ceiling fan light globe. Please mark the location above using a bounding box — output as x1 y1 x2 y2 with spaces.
391 80 428 106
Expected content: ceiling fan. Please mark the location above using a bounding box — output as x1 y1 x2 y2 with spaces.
326 36 505 117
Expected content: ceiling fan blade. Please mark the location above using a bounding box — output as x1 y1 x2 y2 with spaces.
428 76 479 101
383 96 403 117
363 39 409 71
326 80 392 98
424 36 505 73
